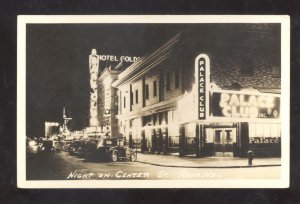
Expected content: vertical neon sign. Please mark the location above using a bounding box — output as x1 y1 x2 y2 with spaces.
89 49 99 126
195 54 210 120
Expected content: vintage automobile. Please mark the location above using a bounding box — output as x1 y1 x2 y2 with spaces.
68 140 84 156
84 138 137 162
71 140 87 157
62 141 73 152
41 140 55 153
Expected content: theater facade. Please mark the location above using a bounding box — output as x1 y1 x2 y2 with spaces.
109 24 281 158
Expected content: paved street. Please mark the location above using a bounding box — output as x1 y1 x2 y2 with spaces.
26 147 280 180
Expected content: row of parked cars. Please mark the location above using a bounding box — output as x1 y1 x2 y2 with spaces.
60 138 137 162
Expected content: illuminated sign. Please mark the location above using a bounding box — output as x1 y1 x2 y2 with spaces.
178 54 210 124
250 137 280 144
98 55 140 63
104 76 112 115
212 92 280 119
45 122 59 138
196 54 210 120
89 49 99 126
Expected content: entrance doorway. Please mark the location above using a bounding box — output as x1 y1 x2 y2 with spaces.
213 128 236 157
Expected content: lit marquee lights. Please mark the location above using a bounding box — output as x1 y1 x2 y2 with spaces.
89 49 99 126
104 76 112 115
216 92 279 118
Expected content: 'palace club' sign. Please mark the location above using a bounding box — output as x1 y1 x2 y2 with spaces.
212 91 280 119
196 54 210 120
177 54 210 124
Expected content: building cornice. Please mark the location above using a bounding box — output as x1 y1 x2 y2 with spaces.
112 29 195 88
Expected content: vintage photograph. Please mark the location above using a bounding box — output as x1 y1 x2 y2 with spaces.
17 15 290 188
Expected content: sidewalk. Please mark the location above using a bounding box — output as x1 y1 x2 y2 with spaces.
136 153 281 168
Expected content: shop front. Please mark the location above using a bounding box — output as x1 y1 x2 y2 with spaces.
140 111 176 154
177 53 281 158
205 126 236 157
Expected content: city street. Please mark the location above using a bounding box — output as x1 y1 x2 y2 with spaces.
26 147 280 180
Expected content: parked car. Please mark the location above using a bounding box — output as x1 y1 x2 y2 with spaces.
62 141 73 152
70 140 87 157
41 140 55 153
84 138 137 162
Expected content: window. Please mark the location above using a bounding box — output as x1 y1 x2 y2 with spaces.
175 70 180 88
166 72 170 91
135 90 139 104
130 92 133 105
240 57 254 76
225 130 232 142
153 80 157 97
249 123 281 138
123 97 126 108
145 84 149 100
214 130 222 142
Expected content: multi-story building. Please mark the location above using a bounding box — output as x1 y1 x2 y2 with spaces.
88 50 134 138
111 24 281 157
97 66 121 138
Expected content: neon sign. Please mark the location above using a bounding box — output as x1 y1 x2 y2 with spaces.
98 55 140 63
196 54 210 120
89 49 99 126
212 92 280 118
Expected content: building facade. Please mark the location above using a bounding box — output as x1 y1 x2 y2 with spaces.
111 24 281 157
97 67 121 138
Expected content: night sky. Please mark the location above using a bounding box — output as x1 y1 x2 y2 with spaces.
26 24 189 137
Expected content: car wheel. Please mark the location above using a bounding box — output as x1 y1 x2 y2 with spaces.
130 152 137 162
111 151 118 162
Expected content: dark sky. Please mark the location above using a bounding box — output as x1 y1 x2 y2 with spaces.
26 24 189 137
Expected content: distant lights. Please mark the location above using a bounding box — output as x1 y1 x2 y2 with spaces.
45 122 59 127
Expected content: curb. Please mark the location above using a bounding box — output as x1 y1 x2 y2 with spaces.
136 161 281 168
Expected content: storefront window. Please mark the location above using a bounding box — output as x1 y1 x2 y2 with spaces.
205 128 214 143
215 130 221 142
169 136 179 147
168 110 179 136
263 124 271 137
249 123 281 138
255 123 264 137
225 130 232 142
184 123 196 138
270 123 281 137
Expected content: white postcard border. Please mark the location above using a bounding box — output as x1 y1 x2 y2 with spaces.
17 15 290 188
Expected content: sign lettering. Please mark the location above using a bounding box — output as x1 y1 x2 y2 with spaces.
250 137 280 144
197 54 210 119
98 55 140 63
212 92 280 119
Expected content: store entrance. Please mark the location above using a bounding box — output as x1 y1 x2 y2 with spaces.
213 128 235 157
